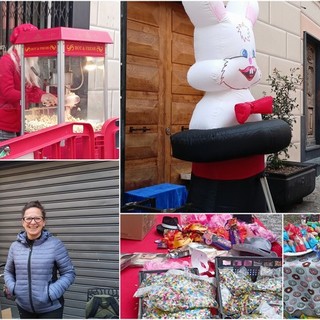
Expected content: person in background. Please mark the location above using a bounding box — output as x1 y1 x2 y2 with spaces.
0 24 57 141
4 200 76 319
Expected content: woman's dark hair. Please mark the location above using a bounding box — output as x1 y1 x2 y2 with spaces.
22 200 46 219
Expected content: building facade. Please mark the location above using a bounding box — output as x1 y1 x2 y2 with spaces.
253 1 320 164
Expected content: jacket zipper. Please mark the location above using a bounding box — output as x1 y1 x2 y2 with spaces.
27 244 36 313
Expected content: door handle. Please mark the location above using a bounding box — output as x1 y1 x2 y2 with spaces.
181 126 189 131
129 126 151 133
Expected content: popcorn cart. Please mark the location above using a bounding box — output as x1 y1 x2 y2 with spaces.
0 27 118 160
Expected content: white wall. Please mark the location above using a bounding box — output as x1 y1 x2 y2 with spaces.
252 1 320 162
89 1 120 119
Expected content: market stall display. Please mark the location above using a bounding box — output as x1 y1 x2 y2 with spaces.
283 222 319 255
121 214 282 319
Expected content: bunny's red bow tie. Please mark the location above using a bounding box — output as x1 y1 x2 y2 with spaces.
234 96 273 124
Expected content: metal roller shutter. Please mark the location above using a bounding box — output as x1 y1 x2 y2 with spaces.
0 161 119 319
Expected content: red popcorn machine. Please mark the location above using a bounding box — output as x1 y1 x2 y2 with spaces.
0 27 118 160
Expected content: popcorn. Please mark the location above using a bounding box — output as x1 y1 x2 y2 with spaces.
25 113 103 132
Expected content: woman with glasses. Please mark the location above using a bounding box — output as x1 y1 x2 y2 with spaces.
4 200 76 319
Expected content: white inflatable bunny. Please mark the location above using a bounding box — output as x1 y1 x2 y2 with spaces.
171 1 291 213
183 1 262 129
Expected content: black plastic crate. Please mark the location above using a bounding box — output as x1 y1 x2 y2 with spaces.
215 256 282 319
138 268 199 319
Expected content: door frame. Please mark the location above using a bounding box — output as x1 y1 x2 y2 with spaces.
120 1 127 206
302 31 320 162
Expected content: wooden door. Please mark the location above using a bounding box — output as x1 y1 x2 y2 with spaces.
124 1 202 191
306 42 316 147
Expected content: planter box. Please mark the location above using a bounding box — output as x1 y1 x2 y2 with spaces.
266 161 317 208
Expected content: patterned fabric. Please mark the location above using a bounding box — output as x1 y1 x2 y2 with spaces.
284 252 320 316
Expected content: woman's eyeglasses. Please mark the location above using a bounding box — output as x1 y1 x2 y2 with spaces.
23 217 43 223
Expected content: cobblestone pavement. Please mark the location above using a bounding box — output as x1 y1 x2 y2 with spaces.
255 214 282 241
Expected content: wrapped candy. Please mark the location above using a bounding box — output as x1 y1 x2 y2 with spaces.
300 229 318 248
314 226 320 240
283 231 294 253
287 239 296 253
248 222 278 243
293 235 307 252
162 230 192 249
306 233 318 248
284 223 307 252
203 230 232 250
162 222 211 249
183 223 208 235
300 229 311 249
226 218 241 245
285 223 300 239
182 223 207 243
181 214 233 229
313 242 320 259
210 226 229 240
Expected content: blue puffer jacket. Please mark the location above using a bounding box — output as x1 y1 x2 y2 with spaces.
4 230 76 314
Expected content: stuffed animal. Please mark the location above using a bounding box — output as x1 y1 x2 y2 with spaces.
301 228 318 248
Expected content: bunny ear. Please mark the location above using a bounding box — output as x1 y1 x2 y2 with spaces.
226 1 259 25
182 1 227 27
246 1 259 25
